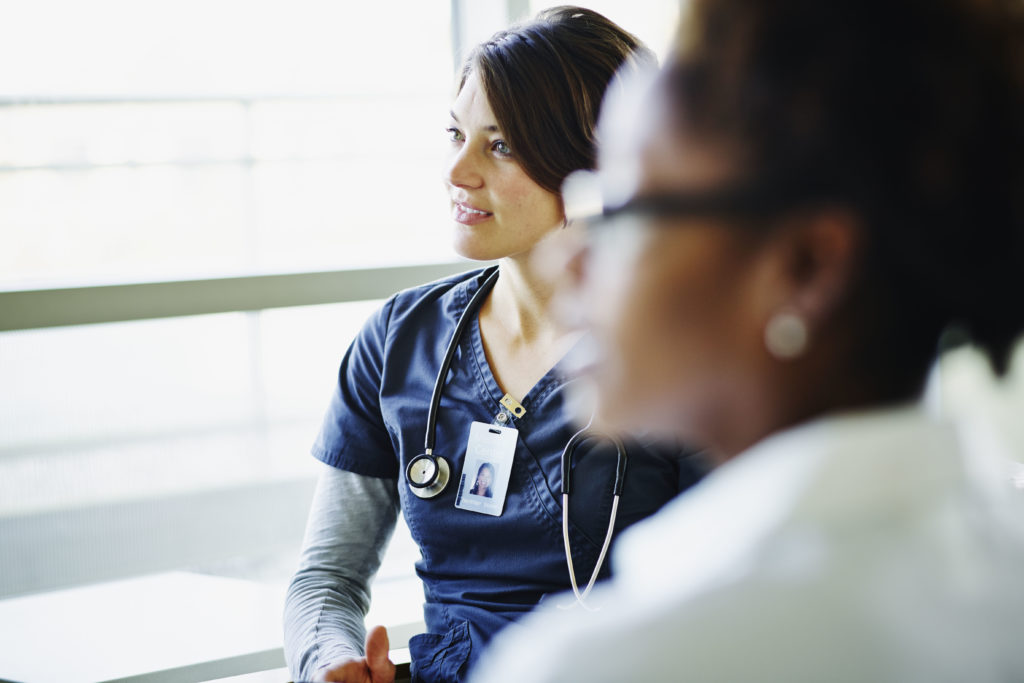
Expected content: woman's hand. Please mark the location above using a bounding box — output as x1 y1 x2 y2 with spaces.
320 625 396 683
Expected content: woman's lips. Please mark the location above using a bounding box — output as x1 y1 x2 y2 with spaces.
452 201 494 225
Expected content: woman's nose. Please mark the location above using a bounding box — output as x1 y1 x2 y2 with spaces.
445 145 483 189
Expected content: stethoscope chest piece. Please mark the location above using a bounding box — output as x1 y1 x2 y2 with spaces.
406 452 451 499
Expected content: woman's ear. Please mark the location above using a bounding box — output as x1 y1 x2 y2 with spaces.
785 208 862 326
752 208 863 359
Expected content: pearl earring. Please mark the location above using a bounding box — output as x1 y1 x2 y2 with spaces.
764 311 809 360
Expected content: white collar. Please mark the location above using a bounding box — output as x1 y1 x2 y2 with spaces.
610 403 963 601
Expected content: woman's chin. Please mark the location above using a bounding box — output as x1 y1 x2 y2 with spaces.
451 238 503 263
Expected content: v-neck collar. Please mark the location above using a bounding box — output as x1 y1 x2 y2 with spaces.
456 275 565 427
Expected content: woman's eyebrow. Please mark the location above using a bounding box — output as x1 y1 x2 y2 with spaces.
449 111 500 133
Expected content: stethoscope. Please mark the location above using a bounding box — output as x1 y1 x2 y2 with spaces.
404 267 501 500
404 265 629 608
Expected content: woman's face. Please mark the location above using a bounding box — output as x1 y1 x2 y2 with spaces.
476 466 493 490
570 76 773 454
444 70 564 262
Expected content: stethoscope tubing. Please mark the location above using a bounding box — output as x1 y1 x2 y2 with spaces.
560 426 628 609
422 266 501 456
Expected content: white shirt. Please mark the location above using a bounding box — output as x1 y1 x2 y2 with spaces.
471 406 1024 682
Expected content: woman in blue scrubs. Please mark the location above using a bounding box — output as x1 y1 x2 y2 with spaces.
283 8 706 683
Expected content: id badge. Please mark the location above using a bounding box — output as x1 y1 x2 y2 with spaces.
454 421 518 516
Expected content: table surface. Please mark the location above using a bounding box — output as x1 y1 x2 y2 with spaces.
0 571 424 683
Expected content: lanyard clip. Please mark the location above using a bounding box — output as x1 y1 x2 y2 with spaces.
499 393 527 419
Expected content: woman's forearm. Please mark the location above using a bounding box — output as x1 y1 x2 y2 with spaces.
284 463 400 681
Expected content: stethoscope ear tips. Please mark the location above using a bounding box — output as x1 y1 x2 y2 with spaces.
406 452 451 499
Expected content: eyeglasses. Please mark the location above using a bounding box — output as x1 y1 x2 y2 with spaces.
562 169 823 230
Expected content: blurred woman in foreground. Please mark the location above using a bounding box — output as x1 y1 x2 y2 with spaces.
471 0 1024 680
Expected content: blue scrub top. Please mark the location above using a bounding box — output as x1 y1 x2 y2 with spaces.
313 267 706 683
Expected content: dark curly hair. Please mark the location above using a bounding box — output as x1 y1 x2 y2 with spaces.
460 6 655 196
665 0 1024 392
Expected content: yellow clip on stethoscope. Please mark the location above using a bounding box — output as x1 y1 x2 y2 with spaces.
404 266 628 608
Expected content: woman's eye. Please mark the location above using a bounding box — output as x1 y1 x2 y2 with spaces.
492 140 512 156
446 127 464 142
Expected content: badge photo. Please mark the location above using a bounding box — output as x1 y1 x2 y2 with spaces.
455 422 517 516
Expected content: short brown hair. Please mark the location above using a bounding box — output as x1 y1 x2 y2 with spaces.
461 6 655 195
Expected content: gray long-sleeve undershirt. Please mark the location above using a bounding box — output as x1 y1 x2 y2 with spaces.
284 463 400 682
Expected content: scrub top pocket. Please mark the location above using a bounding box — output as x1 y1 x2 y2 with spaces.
409 620 472 683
